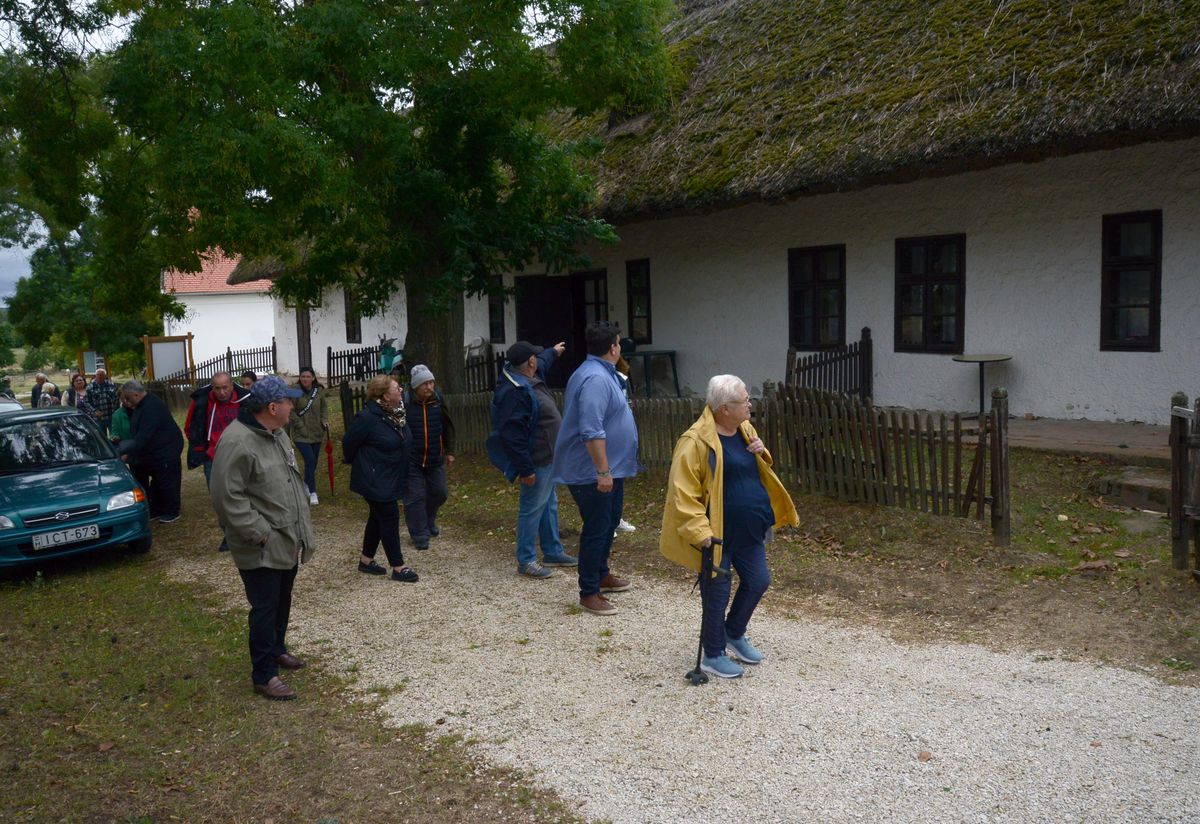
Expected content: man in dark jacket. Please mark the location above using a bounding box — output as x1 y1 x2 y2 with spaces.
403 365 455 551
486 340 575 578
184 371 249 486
119 380 185 522
88 368 120 435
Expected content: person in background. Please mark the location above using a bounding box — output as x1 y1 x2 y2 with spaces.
30 372 47 408
240 370 258 389
612 337 638 538
110 388 133 446
660 374 799 679
88 368 120 435
343 374 418 583
403 365 454 550
552 321 640 616
64 374 96 417
38 381 61 407
287 366 329 506
487 340 575 578
185 371 250 486
210 375 313 701
119 380 185 523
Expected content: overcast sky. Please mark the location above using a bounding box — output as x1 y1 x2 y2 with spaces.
0 246 30 302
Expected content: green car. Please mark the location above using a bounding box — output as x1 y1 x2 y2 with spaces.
0 407 152 570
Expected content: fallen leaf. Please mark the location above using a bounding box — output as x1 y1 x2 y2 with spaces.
918 750 933 762
1056 514 1069 522
1080 548 1097 559
1073 560 1114 572
1090 741 1102 748
1114 550 1131 558
98 742 114 752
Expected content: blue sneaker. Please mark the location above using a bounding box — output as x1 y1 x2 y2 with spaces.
700 654 744 679
541 553 578 567
726 635 763 665
518 561 553 578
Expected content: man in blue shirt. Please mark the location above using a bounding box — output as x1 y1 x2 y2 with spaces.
552 321 640 615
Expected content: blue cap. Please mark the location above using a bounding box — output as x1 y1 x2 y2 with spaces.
250 375 304 403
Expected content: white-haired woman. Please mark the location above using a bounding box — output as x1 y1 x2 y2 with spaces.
660 375 798 679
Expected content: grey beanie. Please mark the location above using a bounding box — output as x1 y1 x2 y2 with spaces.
409 364 434 388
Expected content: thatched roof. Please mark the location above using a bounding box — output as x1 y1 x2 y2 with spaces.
565 0 1200 221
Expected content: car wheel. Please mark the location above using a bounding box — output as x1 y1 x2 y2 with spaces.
127 535 153 554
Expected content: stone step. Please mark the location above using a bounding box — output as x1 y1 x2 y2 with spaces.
1087 466 1171 512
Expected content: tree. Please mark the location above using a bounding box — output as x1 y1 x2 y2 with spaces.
101 0 674 390
0 318 14 368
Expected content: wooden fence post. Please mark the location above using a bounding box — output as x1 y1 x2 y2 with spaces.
1186 398 1200 579
990 387 1010 546
859 326 873 401
1170 392 1190 570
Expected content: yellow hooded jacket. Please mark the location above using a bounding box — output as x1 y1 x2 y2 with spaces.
660 406 799 573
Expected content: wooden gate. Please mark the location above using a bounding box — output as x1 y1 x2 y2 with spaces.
1169 393 1200 582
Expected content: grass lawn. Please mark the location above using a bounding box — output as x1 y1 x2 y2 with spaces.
0 551 582 823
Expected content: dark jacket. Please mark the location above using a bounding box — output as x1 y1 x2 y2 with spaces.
343 399 411 502
122 391 185 465
185 382 251 469
404 389 456 468
486 348 558 482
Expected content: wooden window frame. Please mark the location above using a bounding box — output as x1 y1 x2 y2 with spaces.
1100 210 1162 352
487 276 506 344
788 244 847 351
625 258 652 345
893 234 966 354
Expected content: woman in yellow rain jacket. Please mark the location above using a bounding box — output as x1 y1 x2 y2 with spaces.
660 375 798 679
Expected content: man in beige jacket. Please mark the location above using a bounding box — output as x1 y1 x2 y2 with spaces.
211 376 314 700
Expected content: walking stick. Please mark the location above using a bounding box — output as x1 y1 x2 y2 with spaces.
685 537 728 686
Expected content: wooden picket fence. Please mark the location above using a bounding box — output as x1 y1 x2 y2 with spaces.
159 339 277 387
1168 392 1200 582
785 327 873 401
337 382 1011 542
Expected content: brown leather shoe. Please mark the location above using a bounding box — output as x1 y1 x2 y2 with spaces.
599 573 631 593
579 593 618 615
276 652 306 670
253 676 297 701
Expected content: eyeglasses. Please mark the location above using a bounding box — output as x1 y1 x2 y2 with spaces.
728 398 752 406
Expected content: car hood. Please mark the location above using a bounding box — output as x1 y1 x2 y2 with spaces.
0 461 132 511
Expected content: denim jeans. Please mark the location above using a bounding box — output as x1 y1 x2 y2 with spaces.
403 462 448 546
702 538 771 658
238 564 298 685
295 441 319 494
515 464 566 566
567 478 624 598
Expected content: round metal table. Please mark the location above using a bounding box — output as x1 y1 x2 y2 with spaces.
951 353 1012 416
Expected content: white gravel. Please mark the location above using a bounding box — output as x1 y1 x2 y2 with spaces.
167 517 1200 824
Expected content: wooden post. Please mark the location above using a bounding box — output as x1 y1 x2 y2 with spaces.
990 387 1011 546
141 335 154 380
1169 392 1190 569
859 326 873 402
186 332 195 382
1186 398 1200 577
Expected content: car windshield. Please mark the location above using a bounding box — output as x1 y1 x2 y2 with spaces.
0 416 113 472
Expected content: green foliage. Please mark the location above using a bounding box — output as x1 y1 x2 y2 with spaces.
0 320 14 368
20 344 47 372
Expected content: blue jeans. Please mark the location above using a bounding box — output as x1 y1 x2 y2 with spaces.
516 465 566 566
295 441 319 494
702 538 771 658
567 478 624 598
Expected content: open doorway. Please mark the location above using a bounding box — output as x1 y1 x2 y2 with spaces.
515 270 608 387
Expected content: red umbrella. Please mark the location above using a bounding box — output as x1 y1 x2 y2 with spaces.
325 431 335 493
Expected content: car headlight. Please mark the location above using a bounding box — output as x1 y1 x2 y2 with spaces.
106 488 147 511
0 515 14 529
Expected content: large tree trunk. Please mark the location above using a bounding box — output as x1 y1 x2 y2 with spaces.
404 280 465 394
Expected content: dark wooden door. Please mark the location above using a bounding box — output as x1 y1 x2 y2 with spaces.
515 275 574 387
295 306 313 372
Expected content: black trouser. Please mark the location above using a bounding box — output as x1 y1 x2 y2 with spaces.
238 564 298 685
362 499 406 568
135 455 182 519
403 462 448 546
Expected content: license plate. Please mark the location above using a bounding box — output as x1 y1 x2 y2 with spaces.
32 524 100 550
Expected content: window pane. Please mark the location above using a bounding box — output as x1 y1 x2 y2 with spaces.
792 253 814 282
1113 307 1150 340
931 283 957 315
633 295 649 316
931 240 959 274
794 289 814 319
900 315 923 345
898 284 924 314
819 288 839 316
819 249 841 280
1115 270 1151 304
632 317 649 340
898 244 924 276
819 317 840 345
931 314 957 345
795 316 813 346
1118 221 1153 258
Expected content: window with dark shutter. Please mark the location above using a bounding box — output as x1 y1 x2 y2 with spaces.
894 234 965 354
1101 211 1161 352
487 276 506 344
344 288 362 344
626 259 652 345
788 245 845 350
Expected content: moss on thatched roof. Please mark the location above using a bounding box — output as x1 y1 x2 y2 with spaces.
566 0 1200 221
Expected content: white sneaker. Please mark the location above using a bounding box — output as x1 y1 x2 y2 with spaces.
616 519 636 533
309 491 318 506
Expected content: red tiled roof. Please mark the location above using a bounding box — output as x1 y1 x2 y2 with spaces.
162 251 272 294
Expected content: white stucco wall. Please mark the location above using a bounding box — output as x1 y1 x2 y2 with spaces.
273 287 493 375
164 292 276 365
578 137 1200 424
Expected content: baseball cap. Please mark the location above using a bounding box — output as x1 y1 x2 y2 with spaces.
506 340 544 365
251 375 303 403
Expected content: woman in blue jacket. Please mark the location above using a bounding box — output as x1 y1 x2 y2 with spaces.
343 374 418 582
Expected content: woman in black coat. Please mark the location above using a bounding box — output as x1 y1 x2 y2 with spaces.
343 374 419 582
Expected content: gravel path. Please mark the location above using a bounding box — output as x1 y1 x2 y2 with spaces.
167 517 1200 823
